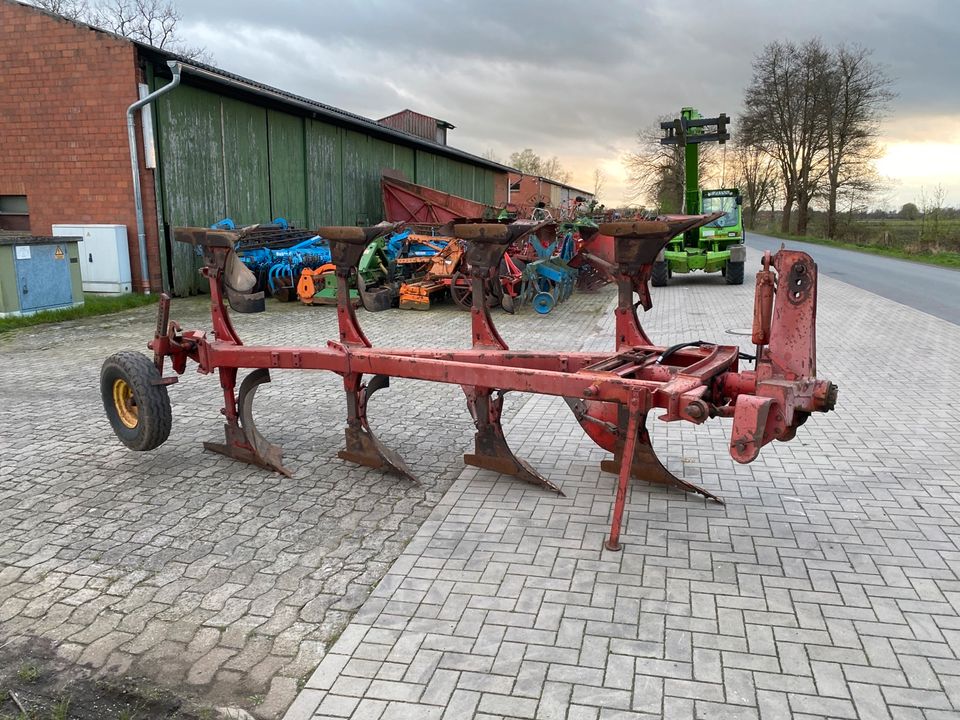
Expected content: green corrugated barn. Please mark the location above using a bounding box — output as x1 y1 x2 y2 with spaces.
140 48 511 295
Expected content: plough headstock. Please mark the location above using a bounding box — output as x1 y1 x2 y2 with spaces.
107 215 837 551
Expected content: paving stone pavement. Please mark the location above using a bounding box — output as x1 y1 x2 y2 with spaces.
283 249 960 720
0 287 612 718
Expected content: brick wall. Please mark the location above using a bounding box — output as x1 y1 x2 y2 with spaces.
507 174 594 217
492 171 509 207
0 0 161 291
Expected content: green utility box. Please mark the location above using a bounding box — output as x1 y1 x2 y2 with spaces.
0 235 84 317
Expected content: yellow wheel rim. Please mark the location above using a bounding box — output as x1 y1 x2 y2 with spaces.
112 378 138 429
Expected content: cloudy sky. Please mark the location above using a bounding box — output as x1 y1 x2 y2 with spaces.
173 0 959 208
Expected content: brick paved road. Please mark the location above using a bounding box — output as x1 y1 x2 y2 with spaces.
0 288 611 718
284 250 960 720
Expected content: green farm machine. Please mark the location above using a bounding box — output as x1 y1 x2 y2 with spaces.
653 108 745 286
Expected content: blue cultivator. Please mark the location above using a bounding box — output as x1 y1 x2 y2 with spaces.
262 237 332 300
515 229 579 314
214 218 332 301
383 228 413 261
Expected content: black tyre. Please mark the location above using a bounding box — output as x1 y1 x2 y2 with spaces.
101 351 172 451
725 260 745 285
651 260 669 287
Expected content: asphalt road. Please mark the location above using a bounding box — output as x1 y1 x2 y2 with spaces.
747 231 960 325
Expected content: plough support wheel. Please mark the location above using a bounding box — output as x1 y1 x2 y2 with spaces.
101 351 172 452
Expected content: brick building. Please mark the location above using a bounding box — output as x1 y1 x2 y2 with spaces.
378 109 455 146
0 1 160 288
0 0 511 294
508 173 594 218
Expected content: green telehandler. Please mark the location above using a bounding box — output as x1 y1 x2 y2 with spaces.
652 107 745 286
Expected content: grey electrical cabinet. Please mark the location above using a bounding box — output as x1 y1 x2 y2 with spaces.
0 236 84 317
52 224 132 294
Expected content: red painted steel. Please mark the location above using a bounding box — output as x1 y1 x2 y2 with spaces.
381 172 496 224
752 255 776 346
127 217 837 551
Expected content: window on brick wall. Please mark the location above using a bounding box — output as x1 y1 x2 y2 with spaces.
0 195 29 232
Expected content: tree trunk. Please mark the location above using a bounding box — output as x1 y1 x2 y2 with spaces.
780 197 793 234
796 194 810 236
826 185 838 239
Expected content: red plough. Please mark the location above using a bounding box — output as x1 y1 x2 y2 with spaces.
101 216 836 550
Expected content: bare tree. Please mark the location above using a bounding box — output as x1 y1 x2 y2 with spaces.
508 149 572 184
623 116 716 212
918 186 929 246
727 142 778 229
592 168 606 201
509 148 540 174
742 40 832 235
28 0 207 60
481 148 503 164
92 0 206 58
922 183 948 249
540 157 572 184
822 45 894 238
29 0 89 19
836 162 885 235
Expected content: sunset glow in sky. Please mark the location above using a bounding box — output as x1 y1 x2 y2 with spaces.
171 0 959 210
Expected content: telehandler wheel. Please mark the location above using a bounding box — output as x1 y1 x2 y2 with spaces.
725 260 745 285
651 260 669 287
101 351 172 451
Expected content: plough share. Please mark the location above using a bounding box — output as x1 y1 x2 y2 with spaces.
101 215 837 550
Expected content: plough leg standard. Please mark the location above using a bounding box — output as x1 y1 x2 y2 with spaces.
101 216 837 550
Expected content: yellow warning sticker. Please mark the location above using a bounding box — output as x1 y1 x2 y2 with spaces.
55 246 64 259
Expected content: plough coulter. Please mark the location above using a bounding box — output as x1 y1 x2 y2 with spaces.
101 215 837 550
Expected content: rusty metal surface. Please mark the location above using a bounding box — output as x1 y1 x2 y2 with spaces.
382 173 496 224
463 388 562 494
452 223 510 241
203 368 291 476
768 249 818 378
338 373 416 481
598 213 724 267
752 260 775 346
315 226 366 243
